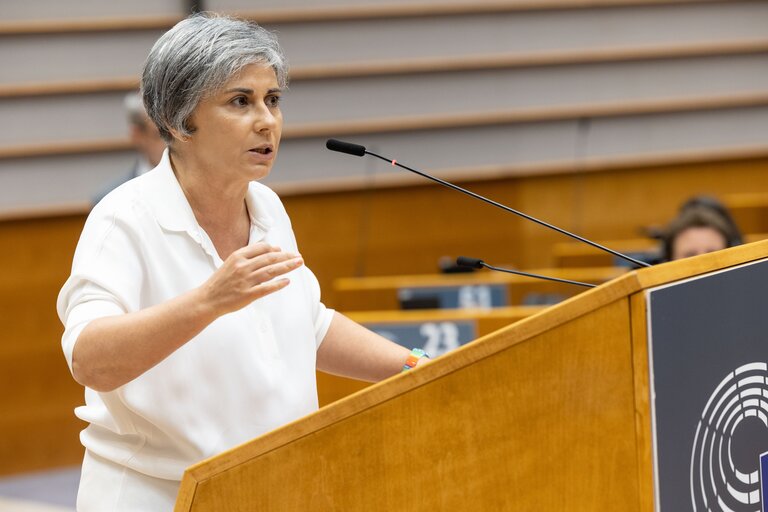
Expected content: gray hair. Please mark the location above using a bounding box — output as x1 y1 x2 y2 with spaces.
141 12 288 143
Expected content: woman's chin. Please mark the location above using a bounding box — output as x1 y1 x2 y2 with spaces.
246 164 273 182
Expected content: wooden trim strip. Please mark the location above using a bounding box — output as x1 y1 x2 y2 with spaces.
282 91 768 139
0 139 131 160
0 201 90 222
0 0 734 35
0 77 139 99
333 266 626 290
3 38 768 99
345 305 549 324
234 0 733 24
629 291 655 512
636 239 768 288
0 15 179 36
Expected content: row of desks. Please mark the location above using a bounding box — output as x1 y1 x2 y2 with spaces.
333 266 626 310
319 267 627 406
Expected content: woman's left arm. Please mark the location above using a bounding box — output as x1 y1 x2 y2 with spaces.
316 312 428 382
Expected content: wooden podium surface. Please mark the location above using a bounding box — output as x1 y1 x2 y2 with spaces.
318 305 547 407
174 241 768 511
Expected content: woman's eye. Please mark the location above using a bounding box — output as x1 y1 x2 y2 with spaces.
266 95 281 108
231 96 248 107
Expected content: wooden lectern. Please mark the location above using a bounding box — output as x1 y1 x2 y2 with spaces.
174 241 768 511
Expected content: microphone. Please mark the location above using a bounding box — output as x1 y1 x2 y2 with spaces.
456 256 595 288
325 139 651 269
455 256 485 269
326 139 366 157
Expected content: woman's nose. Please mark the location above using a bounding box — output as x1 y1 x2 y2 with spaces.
253 106 278 132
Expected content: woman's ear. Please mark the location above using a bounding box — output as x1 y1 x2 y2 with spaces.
167 127 190 144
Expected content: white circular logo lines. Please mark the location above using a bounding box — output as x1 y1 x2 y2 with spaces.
690 362 768 511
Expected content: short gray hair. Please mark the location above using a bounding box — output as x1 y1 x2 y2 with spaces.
141 12 288 143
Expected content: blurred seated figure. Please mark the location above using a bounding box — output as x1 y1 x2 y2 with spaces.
661 205 739 262
677 195 743 246
646 195 743 248
93 92 166 204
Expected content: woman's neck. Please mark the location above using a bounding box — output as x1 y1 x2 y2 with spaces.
169 149 251 258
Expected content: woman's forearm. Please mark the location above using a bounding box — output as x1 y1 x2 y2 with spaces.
70 242 302 392
316 312 419 382
71 287 217 392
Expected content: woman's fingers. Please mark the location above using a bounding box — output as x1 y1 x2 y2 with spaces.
249 277 291 299
232 244 305 300
249 256 303 288
201 243 304 315
238 241 280 258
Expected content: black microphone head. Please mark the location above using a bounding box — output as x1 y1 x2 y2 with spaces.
456 256 484 269
326 139 366 157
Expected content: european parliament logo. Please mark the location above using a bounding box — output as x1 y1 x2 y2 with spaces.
690 363 768 511
647 260 768 512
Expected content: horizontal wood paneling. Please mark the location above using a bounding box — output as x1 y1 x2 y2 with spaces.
283 91 768 139
290 38 768 79
5 2 766 84
0 1 745 35
3 92 765 160
0 30 167 85
4 39 767 100
0 151 136 211
285 53 768 125
272 2 768 68
0 93 131 147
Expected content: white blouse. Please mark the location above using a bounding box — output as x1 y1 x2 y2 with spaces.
57 150 334 481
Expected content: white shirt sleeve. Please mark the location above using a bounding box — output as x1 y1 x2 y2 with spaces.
302 265 335 348
56 205 143 374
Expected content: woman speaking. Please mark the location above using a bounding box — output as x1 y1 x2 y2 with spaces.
57 13 428 510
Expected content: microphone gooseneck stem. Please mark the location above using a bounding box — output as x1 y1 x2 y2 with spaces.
481 262 596 288
364 150 651 269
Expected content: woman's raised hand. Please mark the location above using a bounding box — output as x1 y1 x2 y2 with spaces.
200 242 303 316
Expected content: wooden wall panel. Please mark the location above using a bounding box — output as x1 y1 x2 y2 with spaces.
0 214 85 474
3 157 768 476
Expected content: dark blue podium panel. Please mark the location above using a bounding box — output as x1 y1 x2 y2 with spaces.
397 284 508 309
648 259 768 511
363 320 477 357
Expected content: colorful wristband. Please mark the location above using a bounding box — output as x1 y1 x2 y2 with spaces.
401 348 429 372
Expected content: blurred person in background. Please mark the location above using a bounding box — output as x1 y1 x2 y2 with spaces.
676 195 743 246
661 205 740 261
59 13 427 511
92 92 166 204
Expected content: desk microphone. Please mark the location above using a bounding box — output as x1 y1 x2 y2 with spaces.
326 139 651 269
456 256 595 288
